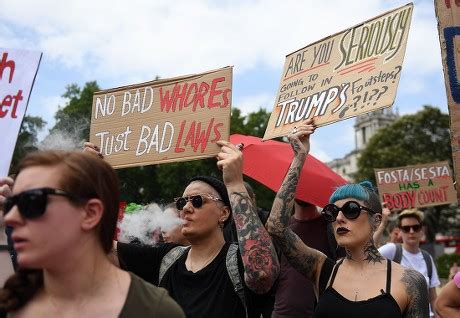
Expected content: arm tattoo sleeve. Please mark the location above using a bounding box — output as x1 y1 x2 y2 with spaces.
266 154 325 282
231 191 280 294
402 269 429 318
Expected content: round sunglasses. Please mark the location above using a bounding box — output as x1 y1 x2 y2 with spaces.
174 194 222 211
3 188 82 219
321 200 376 222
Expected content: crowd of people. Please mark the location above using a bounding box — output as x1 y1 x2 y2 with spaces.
0 121 458 317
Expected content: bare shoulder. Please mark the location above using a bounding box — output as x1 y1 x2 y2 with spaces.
391 262 429 317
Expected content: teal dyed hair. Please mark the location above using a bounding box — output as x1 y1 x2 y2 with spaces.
329 181 382 215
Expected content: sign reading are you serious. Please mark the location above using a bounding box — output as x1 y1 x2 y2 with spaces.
264 3 413 140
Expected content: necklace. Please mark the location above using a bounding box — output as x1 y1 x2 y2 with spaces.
187 244 223 272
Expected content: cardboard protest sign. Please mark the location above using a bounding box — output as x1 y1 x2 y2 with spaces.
89 67 232 169
0 48 42 177
264 3 413 140
435 0 460 202
374 161 457 209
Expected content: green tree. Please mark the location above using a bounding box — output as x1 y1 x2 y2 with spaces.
9 116 46 174
230 107 270 137
356 106 452 182
356 106 456 242
229 107 275 210
50 81 100 142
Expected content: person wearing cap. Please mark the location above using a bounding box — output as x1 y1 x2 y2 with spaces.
109 140 280 317
379 208 440 317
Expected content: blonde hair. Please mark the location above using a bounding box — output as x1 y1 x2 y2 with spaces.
398 208 424 226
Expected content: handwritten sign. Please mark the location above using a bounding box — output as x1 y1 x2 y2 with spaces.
435 0 460 202
0 48 42 177
89 67 232 169
374 161 457 209
264 3 413 140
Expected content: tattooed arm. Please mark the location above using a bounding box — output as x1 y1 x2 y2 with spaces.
216 140 280 294
266 122 326 285
402 268 429 318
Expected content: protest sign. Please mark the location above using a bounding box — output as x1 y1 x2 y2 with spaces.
89 67 232 169
374 161 457 209
0 48 42 177
264 3 413 140
435 0 460 202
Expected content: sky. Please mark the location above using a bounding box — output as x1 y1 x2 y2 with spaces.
0 0 449 162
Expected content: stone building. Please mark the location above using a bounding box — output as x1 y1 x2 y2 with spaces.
327 108 399 182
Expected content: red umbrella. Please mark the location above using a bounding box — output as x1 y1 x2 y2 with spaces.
230 134 348 207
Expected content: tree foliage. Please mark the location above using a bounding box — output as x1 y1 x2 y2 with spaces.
356 106 452 183
50 81 100 142
9 116 47 174
356 106 457 240
229 107 275 209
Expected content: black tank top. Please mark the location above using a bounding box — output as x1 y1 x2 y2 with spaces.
314 259 402 318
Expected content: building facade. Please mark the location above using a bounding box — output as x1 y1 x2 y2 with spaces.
328 108 398 182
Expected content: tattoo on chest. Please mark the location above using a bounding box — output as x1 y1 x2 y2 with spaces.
363 243 384 264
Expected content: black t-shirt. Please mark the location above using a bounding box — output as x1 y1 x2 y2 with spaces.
117 241 255 318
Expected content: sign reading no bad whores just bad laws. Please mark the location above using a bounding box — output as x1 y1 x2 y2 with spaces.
89 67 232 168
264 3 413 140
375 161 457 210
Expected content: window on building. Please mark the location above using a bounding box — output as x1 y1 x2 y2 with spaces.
362 127 366 145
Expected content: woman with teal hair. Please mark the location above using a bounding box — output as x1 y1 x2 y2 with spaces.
267 120 429 318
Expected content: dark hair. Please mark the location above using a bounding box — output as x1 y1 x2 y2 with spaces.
0 151 120 312
188 176 232 227
295 199 313 207
387 219 399 233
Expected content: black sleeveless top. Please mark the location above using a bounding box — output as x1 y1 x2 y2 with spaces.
314 258 402 318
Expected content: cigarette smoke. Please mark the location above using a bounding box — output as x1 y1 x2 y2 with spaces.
118 203 185 245
38 131 82 151
37 115 89 151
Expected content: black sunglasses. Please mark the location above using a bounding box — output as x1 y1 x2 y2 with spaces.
400 224 422 233
174 194 222 211
321 200 376 222
3 188 81 219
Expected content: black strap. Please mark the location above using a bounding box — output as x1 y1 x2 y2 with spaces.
421 250 433 283
386 259 392 293
394 244 432 283
393 244 403 263
319 257 335 295
0 244 10 251
329 258 344 287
